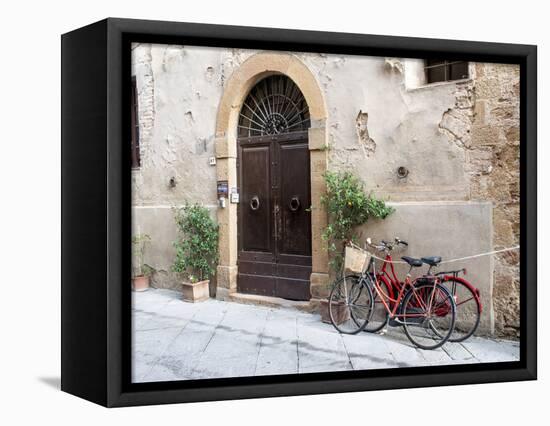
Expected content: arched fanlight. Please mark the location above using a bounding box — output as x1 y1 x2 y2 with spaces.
238 75 310 138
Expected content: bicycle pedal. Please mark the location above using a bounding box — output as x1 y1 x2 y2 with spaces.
388 318 404 327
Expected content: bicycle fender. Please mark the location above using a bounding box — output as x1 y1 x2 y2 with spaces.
442 275 483 314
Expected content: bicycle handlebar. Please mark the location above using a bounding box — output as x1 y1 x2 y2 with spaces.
394 237 408 246
366 237 408 252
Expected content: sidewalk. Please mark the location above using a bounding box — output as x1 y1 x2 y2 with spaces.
132 288 519 383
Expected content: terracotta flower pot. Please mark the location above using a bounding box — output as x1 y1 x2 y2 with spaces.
319 299 350 325
182 279 210 302
132 275 150 292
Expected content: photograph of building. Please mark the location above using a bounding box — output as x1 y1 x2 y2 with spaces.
130 44 520 382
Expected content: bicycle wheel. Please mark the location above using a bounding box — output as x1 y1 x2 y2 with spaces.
363 274 390 333
329 275 373 334
401 283 456 350
437 277 481 342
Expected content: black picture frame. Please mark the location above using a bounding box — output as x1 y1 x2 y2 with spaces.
61 17 537 407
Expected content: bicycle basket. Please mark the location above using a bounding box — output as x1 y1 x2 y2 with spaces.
344 243 371 274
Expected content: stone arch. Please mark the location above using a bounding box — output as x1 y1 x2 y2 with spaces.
214 52 329 302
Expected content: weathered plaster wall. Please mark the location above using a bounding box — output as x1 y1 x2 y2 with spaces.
131 44 222 206
298 54 470 200
131 44 225 289
365 202 494 333
131 44 519 336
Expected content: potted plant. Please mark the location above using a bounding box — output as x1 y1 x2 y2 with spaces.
172 204 219 302
132 234 153 291
318 171 394 323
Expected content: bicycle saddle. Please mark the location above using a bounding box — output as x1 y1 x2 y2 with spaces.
401 256 423 267
421 256 442 266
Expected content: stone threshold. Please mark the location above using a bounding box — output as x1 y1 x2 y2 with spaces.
224 292 318 313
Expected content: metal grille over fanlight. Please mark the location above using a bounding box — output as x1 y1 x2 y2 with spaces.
238 75 310 137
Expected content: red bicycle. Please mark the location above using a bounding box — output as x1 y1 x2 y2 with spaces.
334 238 457 350
362 238 482 342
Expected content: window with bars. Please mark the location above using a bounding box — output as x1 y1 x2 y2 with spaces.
131 77 141 168
425 60 469 84
238 75 310 138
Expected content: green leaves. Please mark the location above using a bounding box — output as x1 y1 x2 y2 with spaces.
172 204 219 282
141 264 155 277
321 171 394 274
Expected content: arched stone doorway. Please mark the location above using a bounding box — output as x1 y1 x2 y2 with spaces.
237 74 312 300
214 52 329 304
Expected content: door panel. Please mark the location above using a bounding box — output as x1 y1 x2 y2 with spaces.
239 145 272 253
237 135 312 301
276 277 311 301
237 274 277 297
276 263 312 280
278 142 311 257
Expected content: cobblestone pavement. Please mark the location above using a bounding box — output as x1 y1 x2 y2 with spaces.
132 288 520 383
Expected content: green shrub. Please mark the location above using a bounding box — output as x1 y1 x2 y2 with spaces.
141 263 155 277
321 171 394 275
172 204 219 282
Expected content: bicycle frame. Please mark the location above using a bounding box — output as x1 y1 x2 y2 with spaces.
371 251 482 316
365 256 439 319
376 252 400 300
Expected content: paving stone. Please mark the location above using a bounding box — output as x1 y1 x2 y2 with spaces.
142 362 192 382
255 309 299 376
131 289 520 381
416 347 453 365
189 302 268 379
141 302 226 382
132 310 156 331
296 313 352 373
461 336 520 362
342 333 401 370
137 298 204 331
442 342 478 361
370 328 431 367
132 290 175 312
132 326 182 382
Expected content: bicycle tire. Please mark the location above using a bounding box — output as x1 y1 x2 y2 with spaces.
436 277 481 342
363 273 391 333
401 283 456 350
328 275 373 335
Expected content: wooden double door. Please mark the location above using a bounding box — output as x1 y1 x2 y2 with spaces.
237 131 312 301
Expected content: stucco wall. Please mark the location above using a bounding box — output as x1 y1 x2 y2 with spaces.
364 202 493 333
131 44 519 336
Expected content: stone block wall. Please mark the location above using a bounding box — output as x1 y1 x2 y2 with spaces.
470 63 520 337
431 62 520 336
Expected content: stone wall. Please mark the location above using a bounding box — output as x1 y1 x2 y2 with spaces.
427 62 520 336
470 64 520 337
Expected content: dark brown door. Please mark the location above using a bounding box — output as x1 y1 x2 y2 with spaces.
237 132 312 300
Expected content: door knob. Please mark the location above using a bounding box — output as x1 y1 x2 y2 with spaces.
289 196 300 212
250 195 260 211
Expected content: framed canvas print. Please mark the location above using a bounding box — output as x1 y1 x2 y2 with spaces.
61 18 537 407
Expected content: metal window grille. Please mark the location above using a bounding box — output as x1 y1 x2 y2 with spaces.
238 75 310 138
425 60 469 84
